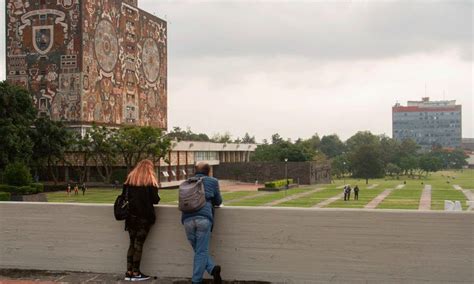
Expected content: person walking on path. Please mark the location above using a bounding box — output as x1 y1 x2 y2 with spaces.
343 185 348 201
181 162 223 284
354 185 359 201
122 159 160 281
74 184 79 195
347 185 352 201
81 182 87 196
66 183 71 196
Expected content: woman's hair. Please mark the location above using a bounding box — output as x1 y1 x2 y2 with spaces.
125 159 159 187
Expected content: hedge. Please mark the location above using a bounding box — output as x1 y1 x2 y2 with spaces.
264 178 294 188
0 183 44 195
0 192 11 201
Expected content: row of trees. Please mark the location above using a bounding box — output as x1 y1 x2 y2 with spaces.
167 126 256 144
251 131 468 184
0 82 171 184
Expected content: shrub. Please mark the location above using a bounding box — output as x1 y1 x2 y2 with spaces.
264 178 294 188
30 183 44 193
44 184 68 192
0 184 19 193
19 186 36 195
3 162 32 186
0 192 11 201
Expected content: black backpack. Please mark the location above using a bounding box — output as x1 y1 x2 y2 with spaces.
114 186 129 220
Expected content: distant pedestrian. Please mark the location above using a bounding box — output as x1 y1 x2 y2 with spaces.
354 185 359 200
66 184 71 196
343 185 348 201
74 184 79 195
346 185 352 201
81 183 87 196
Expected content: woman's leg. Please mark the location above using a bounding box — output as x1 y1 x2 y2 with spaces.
132 224 151 273
127 228 137 273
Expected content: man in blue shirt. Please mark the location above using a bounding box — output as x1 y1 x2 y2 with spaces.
182 162 223 284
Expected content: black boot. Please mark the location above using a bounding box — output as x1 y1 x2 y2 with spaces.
211 265 222 284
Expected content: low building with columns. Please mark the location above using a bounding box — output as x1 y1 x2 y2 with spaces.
156 141 256 186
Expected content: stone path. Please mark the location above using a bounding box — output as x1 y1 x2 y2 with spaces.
367 184 379 189
263 187 325 206
313 193 344 208
224 192 269 205
453 185 473 201
364 184 404 209
418 184 432 210
364 189 393 209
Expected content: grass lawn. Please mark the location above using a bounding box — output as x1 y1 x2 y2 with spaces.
431 190 467 210
327 188 386 208
228 188 311 206
376 185 423 209
46 188 180 204
222 191 261 203
278 186 341 207
45 169 472 210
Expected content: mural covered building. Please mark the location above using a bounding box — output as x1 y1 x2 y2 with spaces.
6 0 167 132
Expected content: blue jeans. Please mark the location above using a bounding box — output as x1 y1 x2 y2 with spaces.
183 217 215 283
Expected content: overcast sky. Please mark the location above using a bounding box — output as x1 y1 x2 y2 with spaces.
1 0 472 142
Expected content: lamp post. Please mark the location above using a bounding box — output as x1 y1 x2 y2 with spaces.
285 158 289 196
343 161 346 185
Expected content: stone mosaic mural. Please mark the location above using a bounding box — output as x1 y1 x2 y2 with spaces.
6 0 167 129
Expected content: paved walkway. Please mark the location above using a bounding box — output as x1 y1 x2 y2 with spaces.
224 192 269 204
363 184 404 209
418 184 432 210
453 185 474 201
0 269 266 284
263 187 325 206
313 193 344 208
364 188 393 209
367 184 379 189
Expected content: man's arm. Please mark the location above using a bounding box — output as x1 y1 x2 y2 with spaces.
212 180 223 206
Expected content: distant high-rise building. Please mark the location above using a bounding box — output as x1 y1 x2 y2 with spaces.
392 97 462 149
5 0 167 134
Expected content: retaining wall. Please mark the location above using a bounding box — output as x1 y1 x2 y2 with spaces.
0 202 473 283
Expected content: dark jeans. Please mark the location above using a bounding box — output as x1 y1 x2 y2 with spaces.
354 192 359 200
126 220 151 273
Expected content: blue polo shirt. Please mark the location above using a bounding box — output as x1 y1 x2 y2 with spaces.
181 174 223 224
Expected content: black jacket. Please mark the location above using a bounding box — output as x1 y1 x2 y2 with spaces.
122 184 160 225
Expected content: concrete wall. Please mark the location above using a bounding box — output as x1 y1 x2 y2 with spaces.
214 162 331 184
0 202 473 283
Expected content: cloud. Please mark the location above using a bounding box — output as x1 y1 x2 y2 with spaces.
145 0 472 61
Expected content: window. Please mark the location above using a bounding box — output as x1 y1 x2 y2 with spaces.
161 171 169 177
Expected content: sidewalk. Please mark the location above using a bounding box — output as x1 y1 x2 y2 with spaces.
0 269 269 284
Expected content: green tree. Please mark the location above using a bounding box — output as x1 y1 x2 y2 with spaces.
350 143 384 184
419 153 442 176
331 155 349 178
167 126 211 142
320 134 345 158
399 156 419 177
30 118 72 184
0 81 36 169
385 163 401 177
241 132 256 144
113 126 171 172
212 132 232 143
88 125 117 183
346 131 378 152
69 132 93 184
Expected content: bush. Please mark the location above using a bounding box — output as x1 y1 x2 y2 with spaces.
0 184 19 193
44 184 67 192
264 178 294 188
19 186 36 195
30 183 44 193
111 168 128 184
0 192 11 201
3 162 32 186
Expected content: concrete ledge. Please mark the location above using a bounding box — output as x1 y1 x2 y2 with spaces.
1 202 473 283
